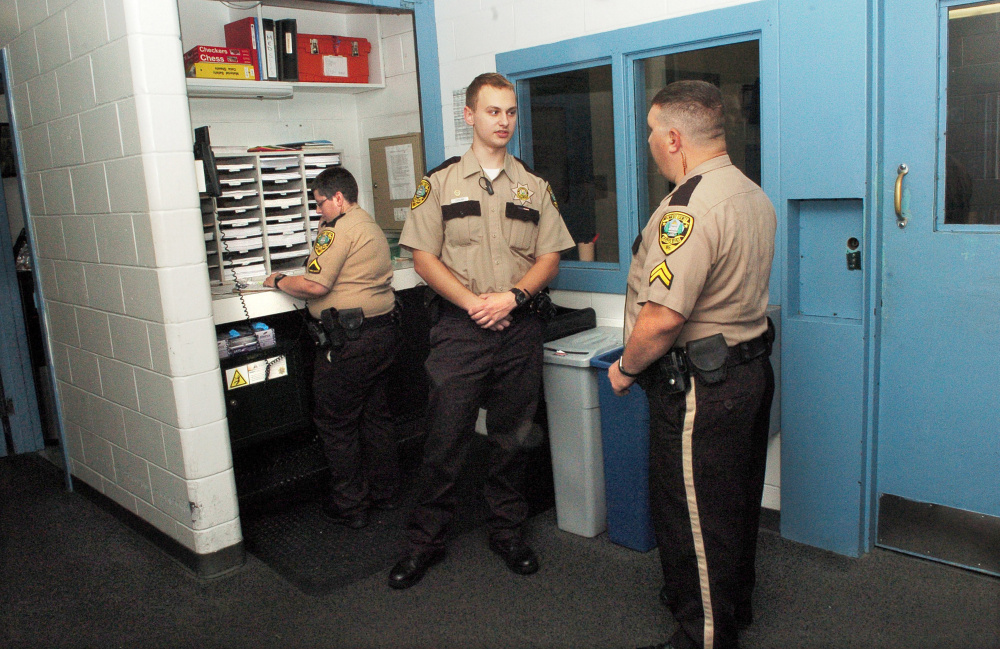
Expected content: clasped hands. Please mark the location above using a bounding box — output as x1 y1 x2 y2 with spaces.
467 291 516 331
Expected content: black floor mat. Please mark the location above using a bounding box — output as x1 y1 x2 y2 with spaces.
238 432 552 596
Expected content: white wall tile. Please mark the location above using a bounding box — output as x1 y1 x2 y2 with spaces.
48 0 77 14
67 0 110 57
68 163 109 216
116 98 141 156
20 123 52 172
35 14 71 75
382 33 406 78
142 209 205 268
134 93 192 154
66 345 102 394
95 213 138 265
124 409 166 467
105 0 127 41
147 462 190 523
118 266 162 321
56 55 97 116
60 382 92 430
0 4 16 47
91 38 133 104
63 420 85 463
26 71 60 124
52 259 88 305
141 152 199 212
148 317 218 377
123 0 181 37
590 291 626 326
48 115 85 167
135 499 176 536
79 104 123 162
182 517 242 555
101 477 139 513
550 289 593 310
105 156 148 213
157 264 213 324
133 367 176 425
513 0 587 49
63 215 100 262
435 0 484 19
186 469 239 530
108 313 152 369
111 446 152 503
98 356 139 409
380 12 413 38
80 428 115 478
13 82 33 129
163 419 231 481
37 257 59 299
51 341 72 382
84 262 125 313
71 459 104 490
45 299 79 346
24 172 45 217
75 306 113 356
171 370 225 430
8 31 39 87
88 394 127 446
453 5 514 59
31 215 67 259
127 33 185 96
40 168 73 216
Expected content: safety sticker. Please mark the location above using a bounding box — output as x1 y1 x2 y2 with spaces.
658 211 694 256
411 178 431 209
313 230 334 256
225 356 288 390
649 260 673 288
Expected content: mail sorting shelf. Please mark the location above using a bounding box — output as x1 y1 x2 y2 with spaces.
201 148 343 285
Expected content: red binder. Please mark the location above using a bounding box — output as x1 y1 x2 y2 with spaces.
224 17 261 81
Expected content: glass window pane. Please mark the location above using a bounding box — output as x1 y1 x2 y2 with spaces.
945 2 1000 225
525 66 618 262
640 41 760 223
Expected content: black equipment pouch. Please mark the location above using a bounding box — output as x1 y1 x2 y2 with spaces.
685 333 729 385
423 286 441 325
658 348 689 394
338 308 365 341
304 318 329 348
529 290 557 322
320 307 346 349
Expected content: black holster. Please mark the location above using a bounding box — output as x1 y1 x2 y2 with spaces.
529 290 557 322
423 286 441 325
637 348 689 394
685 333 729 385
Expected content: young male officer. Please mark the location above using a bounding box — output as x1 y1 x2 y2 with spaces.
609 81 776 649
390 72 575 589
265 166 399 530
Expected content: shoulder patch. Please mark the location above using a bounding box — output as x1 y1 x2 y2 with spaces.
426 156 462 178
411 178 432 210
547 185 559 210
649 260 673 288
313 229 335 256
668 175 702 207
307 258 322 274
658 211 694 256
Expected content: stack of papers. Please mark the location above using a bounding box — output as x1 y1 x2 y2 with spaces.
259 156 299 170
222 237 263 253
270 249 311 261
263 196 302 209
261 171 301 182
268 232 307 247
221 224 262 238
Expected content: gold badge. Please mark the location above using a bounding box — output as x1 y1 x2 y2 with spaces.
547 185 559 210
313 230 334 256
511 183 534 206
411 178 431 209
649 260 673 288
307 258 322 274
658 211 694 256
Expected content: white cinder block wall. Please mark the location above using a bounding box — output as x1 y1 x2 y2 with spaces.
1 0 240 555
430 0 781 508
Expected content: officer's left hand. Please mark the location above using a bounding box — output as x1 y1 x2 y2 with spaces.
608 362 635 397
468 292 516 329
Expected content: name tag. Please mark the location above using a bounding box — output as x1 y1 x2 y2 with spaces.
451 197 469 203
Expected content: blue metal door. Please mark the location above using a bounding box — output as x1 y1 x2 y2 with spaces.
879 0 1000 572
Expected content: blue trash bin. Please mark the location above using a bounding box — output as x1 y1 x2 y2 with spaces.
590 348 657 552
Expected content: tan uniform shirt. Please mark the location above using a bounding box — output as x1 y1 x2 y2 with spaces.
399 148 575 295
624 154 775 347
305 205 395 319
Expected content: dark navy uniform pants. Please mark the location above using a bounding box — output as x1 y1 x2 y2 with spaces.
406 308 543 551
313 319 400 516
648 355 774 649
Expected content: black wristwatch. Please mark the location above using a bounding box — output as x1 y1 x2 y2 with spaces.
510 287 530 307
273 273 287 290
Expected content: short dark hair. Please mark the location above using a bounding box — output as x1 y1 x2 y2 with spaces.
466 72 515 110
650 80 726 143
312 166 359 204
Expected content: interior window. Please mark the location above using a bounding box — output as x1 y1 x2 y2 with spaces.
639 41 761 223
523 66 618 263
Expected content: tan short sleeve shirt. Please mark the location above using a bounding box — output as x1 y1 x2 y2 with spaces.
399 149 575 295
304 206 395 319
624 155 776 347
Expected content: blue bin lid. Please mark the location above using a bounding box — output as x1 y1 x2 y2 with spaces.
542 326 622 367
590 346 625 369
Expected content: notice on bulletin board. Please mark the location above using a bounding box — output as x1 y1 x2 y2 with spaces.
386 143 416 201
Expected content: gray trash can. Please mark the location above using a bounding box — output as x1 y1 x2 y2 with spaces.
542 326 622 537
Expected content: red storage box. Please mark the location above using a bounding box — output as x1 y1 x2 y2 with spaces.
296 34 371 83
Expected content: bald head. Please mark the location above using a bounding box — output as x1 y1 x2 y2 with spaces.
650 80 726 147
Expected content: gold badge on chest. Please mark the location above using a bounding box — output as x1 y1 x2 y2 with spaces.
511 183 534 206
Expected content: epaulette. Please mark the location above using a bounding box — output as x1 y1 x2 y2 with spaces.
668 175 702 207
426 156 462 177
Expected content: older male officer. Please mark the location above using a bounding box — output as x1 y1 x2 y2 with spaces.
390 72 575 589
609 81 776 649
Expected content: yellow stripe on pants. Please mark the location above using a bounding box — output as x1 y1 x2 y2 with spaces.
682 382 714 649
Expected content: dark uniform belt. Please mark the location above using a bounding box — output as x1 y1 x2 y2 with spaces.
305 305 399 348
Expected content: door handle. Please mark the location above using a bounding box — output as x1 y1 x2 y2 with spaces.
894 163 908 228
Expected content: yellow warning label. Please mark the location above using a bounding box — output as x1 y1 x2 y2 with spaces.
228 370 248 389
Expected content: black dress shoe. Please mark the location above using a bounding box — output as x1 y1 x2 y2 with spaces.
321 503 369 529
388 548 446 590
488 537 539 575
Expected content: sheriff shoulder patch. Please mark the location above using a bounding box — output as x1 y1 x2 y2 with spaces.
547 185 559 210
411 178 431 210
313 230 334 256
658 211 694 256
649 260 673 288
307 258 322 274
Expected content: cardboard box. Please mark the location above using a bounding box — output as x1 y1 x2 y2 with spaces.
296 34 370 83
186 62 257 81
184 46 254 65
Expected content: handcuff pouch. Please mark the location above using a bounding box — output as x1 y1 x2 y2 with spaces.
685 333 729 385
